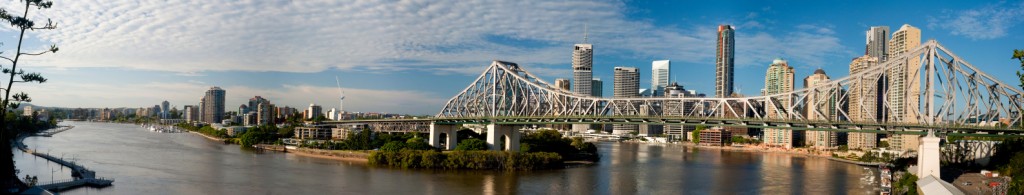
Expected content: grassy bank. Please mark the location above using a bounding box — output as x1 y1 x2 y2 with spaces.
368 150 563 170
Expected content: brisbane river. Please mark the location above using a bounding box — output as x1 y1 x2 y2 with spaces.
14 122 880 194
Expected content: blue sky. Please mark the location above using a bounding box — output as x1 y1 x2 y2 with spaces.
0 0 1022 115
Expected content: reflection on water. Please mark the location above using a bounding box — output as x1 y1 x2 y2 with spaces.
14 122 877 194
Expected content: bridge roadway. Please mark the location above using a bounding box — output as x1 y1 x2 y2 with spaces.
329 116 1024 137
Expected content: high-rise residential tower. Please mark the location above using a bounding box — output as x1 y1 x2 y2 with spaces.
866 26 890 62
612 67 639 135
201 87 226 124
762 58 796 148
716 25 735 98
651 60 670 96
803 69 838 149
887 24 922 153
848 55 881 150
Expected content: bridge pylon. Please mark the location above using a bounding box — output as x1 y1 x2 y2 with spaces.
429 123 457 150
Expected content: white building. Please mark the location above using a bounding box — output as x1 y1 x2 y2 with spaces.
651 60 670 96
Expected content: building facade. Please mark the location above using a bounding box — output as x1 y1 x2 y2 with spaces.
306 104 323 119
803 69 839 149
571 38 594 133
848 55 881 150
716 25 735 98
201 87 226 124
699 128 732 146
763 58 796 148
866 26 890 62
613 67 639 135
887 24 922 153
651 60 670 96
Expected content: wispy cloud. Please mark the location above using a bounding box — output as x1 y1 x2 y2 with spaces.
0 0 847 75
928 1 1024 40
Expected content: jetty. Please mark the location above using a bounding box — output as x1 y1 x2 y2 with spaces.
14 126 114 193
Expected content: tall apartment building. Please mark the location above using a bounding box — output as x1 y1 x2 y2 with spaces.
763 58 796 148
613 67 639 135
804 69 839 149
201 87 226 124
306 104 323 119
866 26 890 62
651 60 670 96
716 25 735 98
848 55 881 150
571 33 594 133
887 24 922 153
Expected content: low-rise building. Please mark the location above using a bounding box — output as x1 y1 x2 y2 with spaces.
699 128 732 146
295 126 332 140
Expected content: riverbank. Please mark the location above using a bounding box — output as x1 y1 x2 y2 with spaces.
250 144 371 163
187 130 226 142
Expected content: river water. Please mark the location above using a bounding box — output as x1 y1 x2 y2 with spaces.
14 122 880 194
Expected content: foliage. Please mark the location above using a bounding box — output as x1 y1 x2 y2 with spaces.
1 0 58 188
456 129 484 141
838 145 849 151
196 125 228 138
520 130 576 157
691 129 701 144
368 150 563 170
878 141 889 148
1014 49 1024 91
455 138 487 151
893 173 918 195
404 137 433 150
730 136 761 144
238 125 280 147
380 141 406 152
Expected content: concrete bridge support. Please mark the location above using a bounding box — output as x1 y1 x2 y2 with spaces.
486 124 520 152
917 130 941 178
429 123 457 150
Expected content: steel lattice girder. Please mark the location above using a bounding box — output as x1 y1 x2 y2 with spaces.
435 41 1024 132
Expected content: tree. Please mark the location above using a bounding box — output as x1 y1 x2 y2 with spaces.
1015 49 1024 91
878 141 889 148
380 141 406 152
404 137 432 150
0 1 58 189
455 138 487 151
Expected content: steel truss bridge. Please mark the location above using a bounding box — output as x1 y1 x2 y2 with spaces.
331 40 1024 151
431 40 1024 135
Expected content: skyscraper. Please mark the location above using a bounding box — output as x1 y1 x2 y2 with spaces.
848 55 881 150
803 69 838 149
201 87 226 124
591 78 603 97
613 67 639 135
571 27 594 133
306 104 323 119
651 60 670 96
716 25 735 98
763 58 795 148
161 100 170 119
887 24 922 153
866 26 890 62
554 78 571 92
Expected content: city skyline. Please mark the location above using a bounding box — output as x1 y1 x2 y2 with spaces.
1 1 1022 115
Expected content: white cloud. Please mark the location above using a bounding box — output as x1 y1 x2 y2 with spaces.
0 0 846 75
928 1 1024 40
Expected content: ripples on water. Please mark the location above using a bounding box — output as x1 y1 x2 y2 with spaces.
14 122 878 194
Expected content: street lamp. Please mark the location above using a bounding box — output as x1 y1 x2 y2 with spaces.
50 168 56 184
